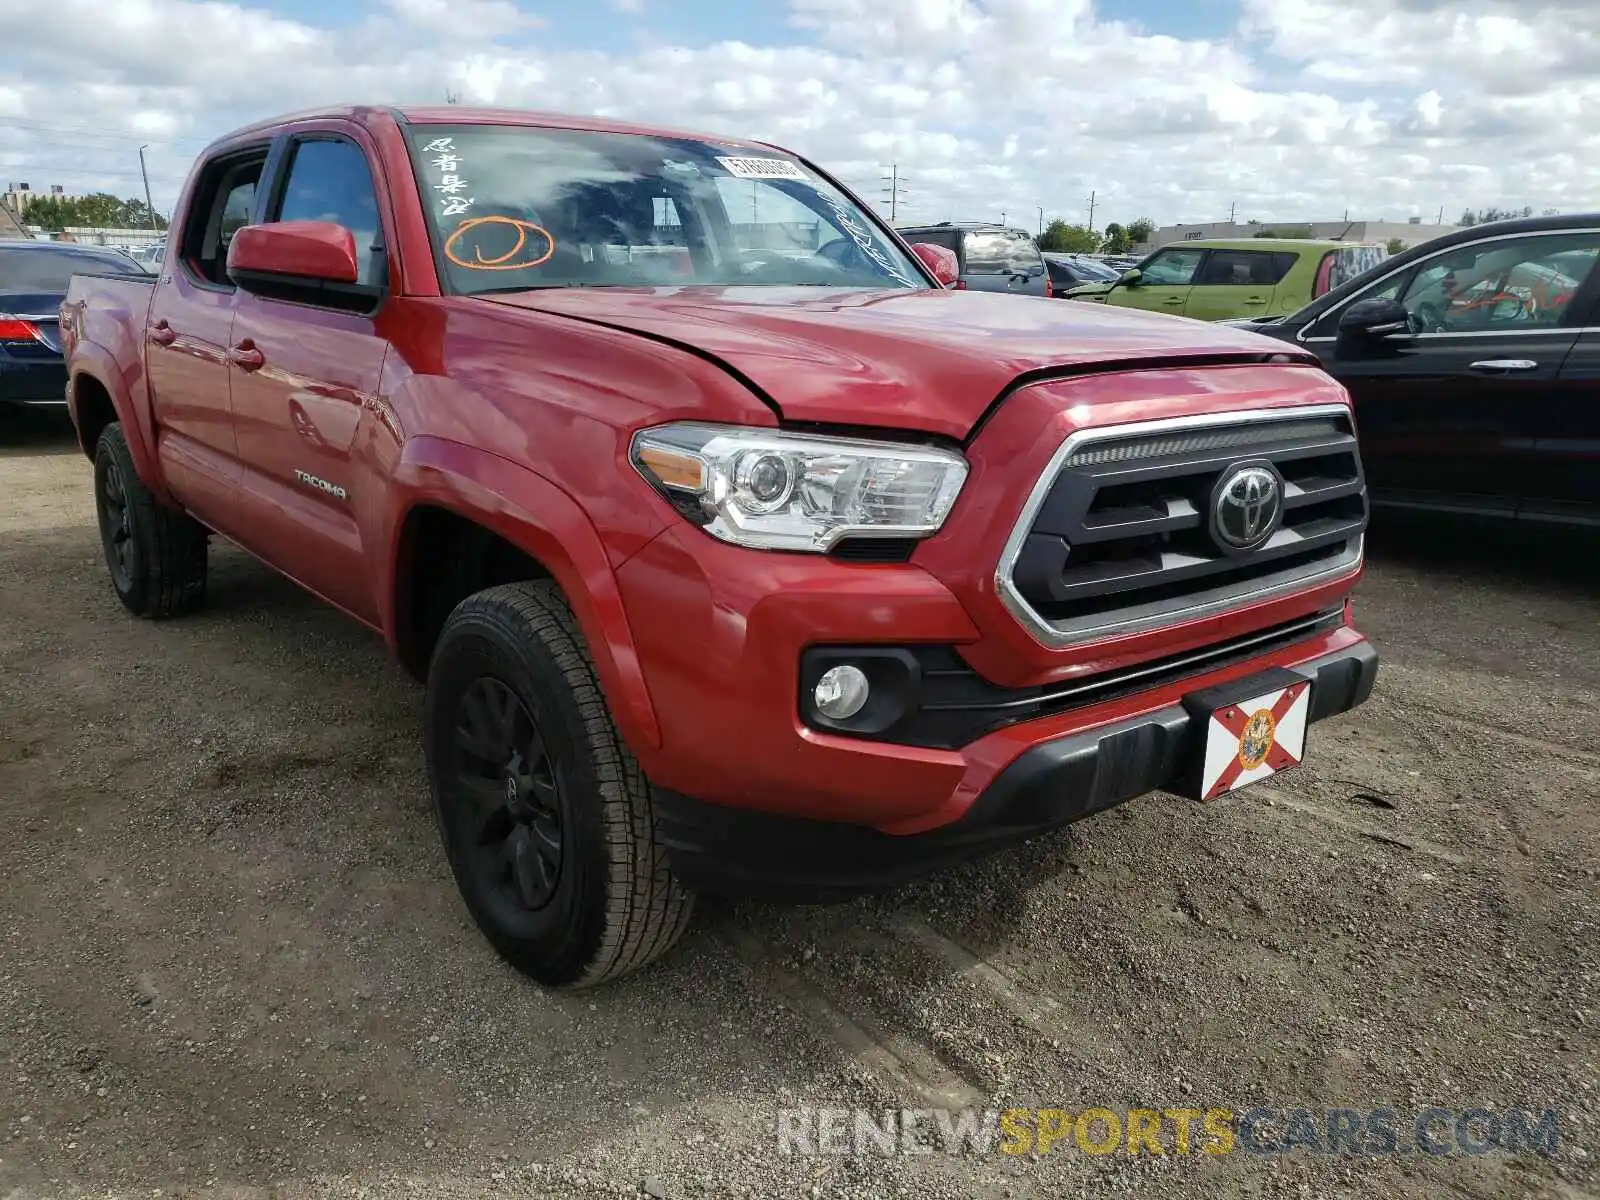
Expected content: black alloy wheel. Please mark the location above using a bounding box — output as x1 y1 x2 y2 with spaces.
446 676 568 918
97 453 135 594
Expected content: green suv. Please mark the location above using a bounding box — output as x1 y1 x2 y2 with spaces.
1061 238 1388 322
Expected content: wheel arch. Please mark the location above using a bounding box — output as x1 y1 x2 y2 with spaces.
385 437 662 754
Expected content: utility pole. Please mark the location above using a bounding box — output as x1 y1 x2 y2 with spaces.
1228 201 1236 223
1086 189 1096 230
1037 206 1044 237
1000 210 1007 227
138 145 158 232
880 164 906 222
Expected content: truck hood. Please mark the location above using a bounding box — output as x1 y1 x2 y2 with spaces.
482 285 1309 439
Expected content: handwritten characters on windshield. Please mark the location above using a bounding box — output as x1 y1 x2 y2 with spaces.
814 190 917 287
422 137 475 218
444 215 556 271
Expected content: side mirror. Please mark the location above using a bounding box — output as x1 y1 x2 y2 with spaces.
227 220 360 289
910 242 960 288
1119 268 1142 286
1338 297 1411 339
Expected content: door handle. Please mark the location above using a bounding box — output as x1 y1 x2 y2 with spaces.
1468 359 1537 373
1243 297 1267 305
149 319 176 347
1163 298 1185 305
228 341 265 371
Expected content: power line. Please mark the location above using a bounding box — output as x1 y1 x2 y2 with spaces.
0 117 212 149
881 163 907 222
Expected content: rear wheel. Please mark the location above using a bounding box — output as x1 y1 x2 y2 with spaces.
93 422 207 617
424 580 694 987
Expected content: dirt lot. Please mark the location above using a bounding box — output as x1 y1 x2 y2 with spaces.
0 407 1596 1200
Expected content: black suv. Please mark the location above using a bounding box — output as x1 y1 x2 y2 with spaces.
894 222 1050 297
1231 213 1600 529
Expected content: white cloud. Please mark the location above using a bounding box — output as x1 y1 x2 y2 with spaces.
0 0 1594 229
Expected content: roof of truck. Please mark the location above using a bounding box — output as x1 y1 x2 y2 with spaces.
207 105 777 155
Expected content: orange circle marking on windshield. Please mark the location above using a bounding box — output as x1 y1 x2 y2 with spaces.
444 216 555 270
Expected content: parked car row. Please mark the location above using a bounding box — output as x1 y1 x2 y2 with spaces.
1059 238 1389 322
1 240 153 410
899 219 1597 529
1229 214 1600 530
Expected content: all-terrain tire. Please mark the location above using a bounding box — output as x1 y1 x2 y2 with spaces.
93 422 208 618
423 580 695 988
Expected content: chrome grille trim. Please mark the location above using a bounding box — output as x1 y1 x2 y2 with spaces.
995 404 1365 649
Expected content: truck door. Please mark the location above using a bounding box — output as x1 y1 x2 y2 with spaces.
227 129 390 622
145 146 269 519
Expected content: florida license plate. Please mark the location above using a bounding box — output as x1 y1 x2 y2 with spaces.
1199 680 1311 801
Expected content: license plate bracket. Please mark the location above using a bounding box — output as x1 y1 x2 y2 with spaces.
1177 668 1312 801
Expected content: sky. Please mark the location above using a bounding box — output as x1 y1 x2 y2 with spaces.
0 0 1594 231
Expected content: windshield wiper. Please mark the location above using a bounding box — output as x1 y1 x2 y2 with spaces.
468 282 592 296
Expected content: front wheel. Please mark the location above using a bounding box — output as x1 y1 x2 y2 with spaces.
423 580 694 988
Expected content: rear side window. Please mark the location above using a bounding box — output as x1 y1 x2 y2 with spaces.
271 138 384 286
179 149 269 287
1318 245 1387 296
963 230 1041 276
1195 249 1296 286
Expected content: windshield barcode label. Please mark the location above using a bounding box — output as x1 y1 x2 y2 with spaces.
716 156 808 181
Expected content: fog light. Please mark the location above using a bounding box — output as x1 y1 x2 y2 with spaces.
814 664 870 720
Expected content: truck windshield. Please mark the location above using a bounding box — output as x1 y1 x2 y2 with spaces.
403 125 928 294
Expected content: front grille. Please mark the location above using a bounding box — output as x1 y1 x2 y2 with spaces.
998 405 1366 645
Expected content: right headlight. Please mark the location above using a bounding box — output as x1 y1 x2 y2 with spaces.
629 422 969 553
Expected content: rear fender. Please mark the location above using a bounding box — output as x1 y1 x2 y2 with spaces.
68 340 172 505
386 436 662 753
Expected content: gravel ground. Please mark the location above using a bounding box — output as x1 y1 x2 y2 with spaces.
0 407 1596 1199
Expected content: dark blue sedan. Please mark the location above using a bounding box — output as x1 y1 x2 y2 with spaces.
1 240 151 410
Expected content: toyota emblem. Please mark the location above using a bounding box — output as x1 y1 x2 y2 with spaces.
1211 462 1284 553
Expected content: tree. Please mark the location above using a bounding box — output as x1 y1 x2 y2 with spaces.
15 193 168 232
1460 206 1534 227
1125 217 1155 247
1101 222 1130 254
73 192 128 227
1385 237 1407 255
21 196 73 231
119 199 168 231
1037 219 1100 254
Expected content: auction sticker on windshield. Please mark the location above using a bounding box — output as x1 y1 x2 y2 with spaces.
716 156 809 181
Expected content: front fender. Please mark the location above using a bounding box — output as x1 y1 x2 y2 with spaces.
386 435 662 753
68 340 171 504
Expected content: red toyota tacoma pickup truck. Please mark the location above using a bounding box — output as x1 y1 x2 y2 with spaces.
62 105 1378 988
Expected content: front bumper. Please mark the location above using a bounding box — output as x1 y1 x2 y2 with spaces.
657 640 1377 901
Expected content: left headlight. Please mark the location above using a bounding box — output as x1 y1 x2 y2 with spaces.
630 422 969 553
